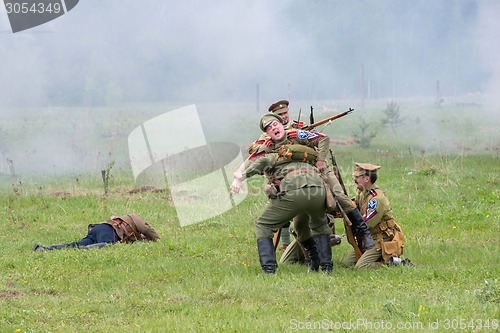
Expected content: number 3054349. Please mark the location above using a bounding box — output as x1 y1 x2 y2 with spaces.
4 2 62 14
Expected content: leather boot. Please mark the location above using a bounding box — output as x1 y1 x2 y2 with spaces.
314 234 333 273
346 209 375 250
256 238 277 274
300 237 320 272
33 243 68 251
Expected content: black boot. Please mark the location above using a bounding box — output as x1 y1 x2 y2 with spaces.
33 243 68 251
346 209 375 250
300 237 320 272
256 238 277 274
314 234 333 273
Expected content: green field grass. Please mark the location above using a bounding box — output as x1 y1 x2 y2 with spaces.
0 101 499 332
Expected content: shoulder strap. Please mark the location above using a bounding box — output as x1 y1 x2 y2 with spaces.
113 215 141 242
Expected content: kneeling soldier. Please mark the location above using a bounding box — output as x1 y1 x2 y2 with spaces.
343 163 405 269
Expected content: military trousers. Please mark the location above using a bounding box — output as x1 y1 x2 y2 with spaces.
255 186 330 240
68 223 119 248
343 247 382 269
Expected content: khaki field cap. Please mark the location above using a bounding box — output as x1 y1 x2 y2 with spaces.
268 100 289 115
260 113 284 132
352 162 381 177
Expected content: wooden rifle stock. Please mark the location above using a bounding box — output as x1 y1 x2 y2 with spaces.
329 148 363 260
303 108 354 131
336 197 363 260
272 227 282 251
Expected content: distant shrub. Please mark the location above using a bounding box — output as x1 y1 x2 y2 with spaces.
381 100 403 134
353 117 377 148
417 167 437 176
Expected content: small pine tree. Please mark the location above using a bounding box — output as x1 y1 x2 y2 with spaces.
381 100 403 134
353 118 377 148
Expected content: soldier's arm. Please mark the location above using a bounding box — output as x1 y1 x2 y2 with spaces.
242 154 275 179
363 194 389 230
311 132 330 162
232 153 275 193
290 130 330 162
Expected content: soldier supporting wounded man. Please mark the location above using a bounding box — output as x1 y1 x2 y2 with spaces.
245 105 374 252
231 111 374 273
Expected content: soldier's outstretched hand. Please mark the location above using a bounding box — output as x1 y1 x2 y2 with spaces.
230 171 245 194
230 178 244 194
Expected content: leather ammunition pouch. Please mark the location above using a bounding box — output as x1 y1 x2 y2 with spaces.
375 219 405 264
319 174 337 212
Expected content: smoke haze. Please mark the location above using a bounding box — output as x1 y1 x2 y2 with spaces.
0 0 499 175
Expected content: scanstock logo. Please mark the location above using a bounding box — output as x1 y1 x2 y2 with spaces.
3 0 79 33
128 105 248 227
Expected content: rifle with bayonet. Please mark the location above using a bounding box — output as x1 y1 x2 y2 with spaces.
302 108 354 131
329 149 363 260
304 105 361 258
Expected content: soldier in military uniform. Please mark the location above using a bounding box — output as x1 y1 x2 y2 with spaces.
33 214 160 251
343 163 405 269
238 109 375 249
247 100 297 155
246 100 301 251
231 113 333 274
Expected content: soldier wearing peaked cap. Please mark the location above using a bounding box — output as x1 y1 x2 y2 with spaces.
247 100 298 251
343 163 406 269
231 112 375 273
231 114 331 274
247 100 297 155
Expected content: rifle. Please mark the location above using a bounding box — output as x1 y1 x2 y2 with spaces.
303 108 354 131
309 106 315 127
329 148 363 260
272 227 282 251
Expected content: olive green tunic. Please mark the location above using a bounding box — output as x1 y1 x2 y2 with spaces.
243 154 330 240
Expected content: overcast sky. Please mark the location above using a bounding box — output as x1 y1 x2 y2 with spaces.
1 0 499 108
0 1 499 175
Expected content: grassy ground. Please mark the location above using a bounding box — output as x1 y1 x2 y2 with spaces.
1 154 498 332
0 102 499 332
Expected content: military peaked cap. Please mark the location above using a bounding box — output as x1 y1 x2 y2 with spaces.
352 162 382 177
260 113 284 132
268 100 289 115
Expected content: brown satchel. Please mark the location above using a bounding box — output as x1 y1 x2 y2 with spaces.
319 174 337 212
112 214 142 243
380 220 405 264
